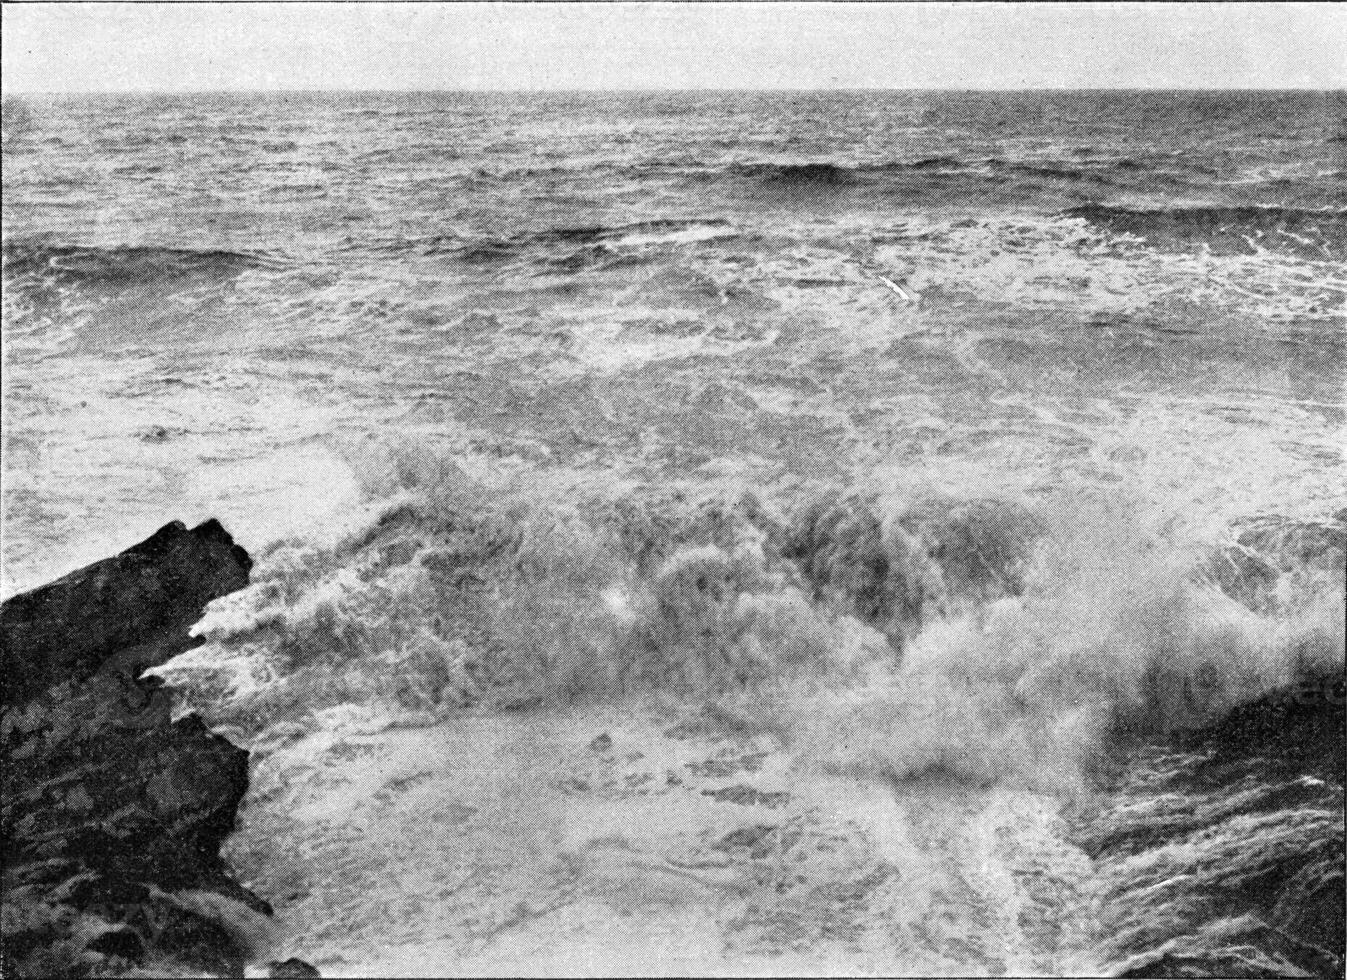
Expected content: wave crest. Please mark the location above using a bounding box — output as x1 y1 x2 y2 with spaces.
2 241 278 291
153 453 1343 801
1064 203 1347 258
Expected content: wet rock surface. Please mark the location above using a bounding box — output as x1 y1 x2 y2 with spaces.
268 956 322 978
1071 663 1347 980
2 518 252 705
1 520 266 978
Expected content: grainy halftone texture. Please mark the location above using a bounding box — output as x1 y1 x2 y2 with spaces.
3 90 1343 977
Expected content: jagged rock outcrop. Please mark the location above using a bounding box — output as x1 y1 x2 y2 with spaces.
1073 509 1347 978
2 518 252 706
1073 658 1346 979
1 520 268 978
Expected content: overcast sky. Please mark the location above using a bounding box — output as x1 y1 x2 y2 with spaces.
3 2 1345 93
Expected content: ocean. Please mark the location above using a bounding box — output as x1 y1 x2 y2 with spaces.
2 90 1344 976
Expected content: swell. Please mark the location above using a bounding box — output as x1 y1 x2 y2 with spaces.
732 161 862 188
448 155 1196 199
721 155 1195 193
1064 202 1347 257
1 240 280 290
356 217 734 264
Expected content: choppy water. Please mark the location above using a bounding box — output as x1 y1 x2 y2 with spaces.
3 90 1345 976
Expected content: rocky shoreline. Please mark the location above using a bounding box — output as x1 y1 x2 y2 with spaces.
1069 666 1346 980
3 510 1341 978
1 520 275 977
1070 512 1347 980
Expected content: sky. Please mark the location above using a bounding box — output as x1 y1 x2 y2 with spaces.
3 2 1345 93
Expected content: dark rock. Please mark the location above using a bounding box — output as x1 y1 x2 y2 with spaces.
2 518 252 705
1 520 267 978
1073 661 1346 980
270 957 322 978
3 681 256 895
588 732 612 752
1182 662 1346 785
84 926 144 961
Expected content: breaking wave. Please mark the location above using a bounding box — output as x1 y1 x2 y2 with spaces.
155 456 1342 976
156 447 1344 800
9 87 1345 979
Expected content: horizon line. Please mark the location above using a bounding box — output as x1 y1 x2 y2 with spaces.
7 85 1346 96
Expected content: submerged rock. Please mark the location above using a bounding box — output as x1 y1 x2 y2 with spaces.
269 957 322 978
1 520 266 978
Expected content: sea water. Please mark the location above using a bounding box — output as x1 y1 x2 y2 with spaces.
3 90 1344 976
